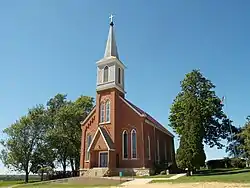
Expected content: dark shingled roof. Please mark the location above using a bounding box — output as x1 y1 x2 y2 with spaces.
99 126 115 150
123 98 173 137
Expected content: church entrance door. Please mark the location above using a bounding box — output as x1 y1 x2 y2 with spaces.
99 151 108 167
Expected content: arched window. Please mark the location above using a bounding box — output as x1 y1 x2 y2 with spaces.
105 100 110 122
122 130 128 159
85 134 92 161
100 103 105 123
118 68 121 84
131 129 137 159
147 135 151 160
103 66 109 82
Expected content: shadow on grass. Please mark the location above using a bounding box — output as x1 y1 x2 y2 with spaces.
195 168 250 176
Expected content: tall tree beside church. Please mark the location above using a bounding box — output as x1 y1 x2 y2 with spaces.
169 69 232 172
67 96 94 172
46 94 94 174
0 105 48 183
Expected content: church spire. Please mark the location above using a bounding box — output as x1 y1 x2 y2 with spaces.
104 14 119 59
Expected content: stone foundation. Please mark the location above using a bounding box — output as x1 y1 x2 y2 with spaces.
79 168 88 176
108 168 154 177
80 168 155 177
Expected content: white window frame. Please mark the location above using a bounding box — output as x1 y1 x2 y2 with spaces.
118 67 121 84
103 66 109 83
122 130 128 160
85 134 92 161
131 129 137 159
100 103 105 123
105 100 110 122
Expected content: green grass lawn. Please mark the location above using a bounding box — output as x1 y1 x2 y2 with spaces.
152 168 250 184
0 180 24 187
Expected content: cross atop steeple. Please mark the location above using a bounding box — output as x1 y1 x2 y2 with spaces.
103 14 119 59
109 14 114 24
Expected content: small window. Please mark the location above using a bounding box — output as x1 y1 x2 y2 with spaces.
131 129 137 159
100 103 105 123
105 100 110 122
118 68 121 84
86 134 92 161
122 130 128 159
103 66 109 82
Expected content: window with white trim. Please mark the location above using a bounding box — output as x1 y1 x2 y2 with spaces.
103 66 109 82
85 134 92 161
105 100 110 122
122 130 128 159
100 103 104 123
131 129 137 159
118 68 121 84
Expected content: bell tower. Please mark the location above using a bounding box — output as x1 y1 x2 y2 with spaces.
96 15 126 96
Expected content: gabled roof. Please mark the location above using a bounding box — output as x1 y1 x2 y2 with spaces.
120 96 174 137
87 127 115 152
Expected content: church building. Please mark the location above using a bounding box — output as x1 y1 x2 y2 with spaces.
80 17 175 176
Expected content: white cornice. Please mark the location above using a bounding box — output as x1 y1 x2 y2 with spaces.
96 83 126 94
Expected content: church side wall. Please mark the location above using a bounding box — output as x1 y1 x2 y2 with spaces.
143 122 174 168
114 95 145 168
80 111 98 170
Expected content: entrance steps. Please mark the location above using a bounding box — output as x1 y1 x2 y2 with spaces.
82 168 109 177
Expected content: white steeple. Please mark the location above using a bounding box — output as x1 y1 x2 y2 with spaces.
96 15 126 95
104 15 119 59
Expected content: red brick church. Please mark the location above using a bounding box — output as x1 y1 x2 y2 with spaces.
80 17 175 176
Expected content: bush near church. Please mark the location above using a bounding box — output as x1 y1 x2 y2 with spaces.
206 158 246 169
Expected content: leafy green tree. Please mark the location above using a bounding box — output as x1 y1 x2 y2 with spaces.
0 105 47 183
239 117 250 163
67 96 94 172
30 142 55 181
169 69 231 172
226 125 245 158
46 94 94 174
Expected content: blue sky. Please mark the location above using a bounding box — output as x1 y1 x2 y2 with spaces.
0 0 250 174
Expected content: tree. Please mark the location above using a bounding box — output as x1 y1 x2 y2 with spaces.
226 125 244 158
46 94 94 175
0 105 47 183
66 96 94 172
30 142 55 181
169 69 231 172
239 117 250 163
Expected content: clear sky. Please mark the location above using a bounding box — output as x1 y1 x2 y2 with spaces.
0 0 250 174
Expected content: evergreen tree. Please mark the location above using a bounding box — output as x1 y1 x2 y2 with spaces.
169 69 232 172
